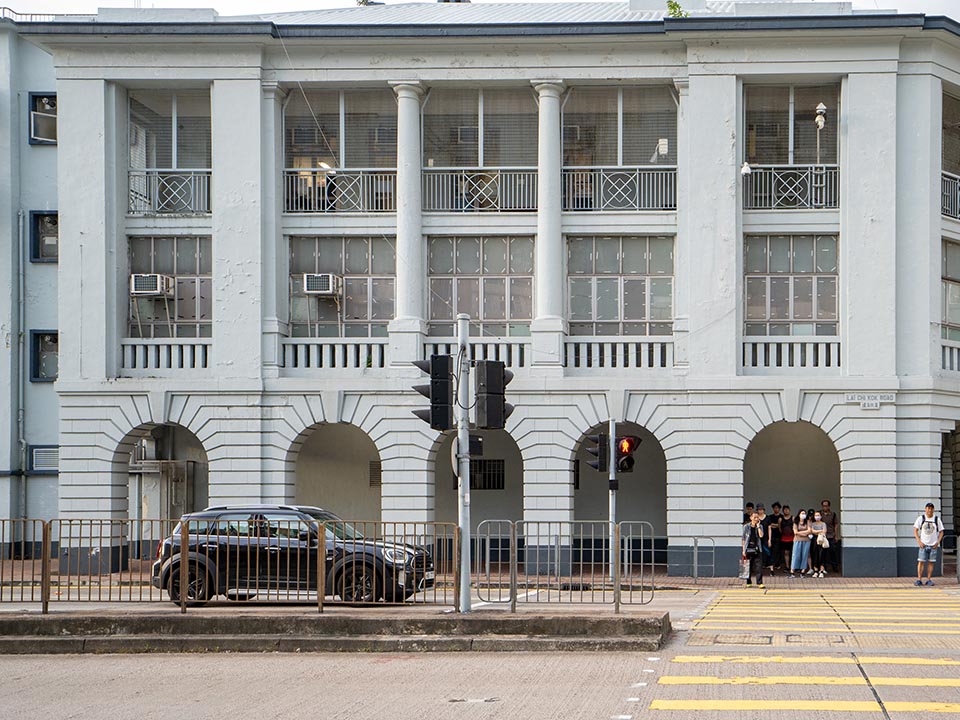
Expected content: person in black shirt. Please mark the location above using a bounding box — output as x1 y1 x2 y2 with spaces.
742 502 755 524
765 502 782 572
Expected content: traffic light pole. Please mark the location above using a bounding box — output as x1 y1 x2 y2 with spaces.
456 313 472 613
608 417 616 582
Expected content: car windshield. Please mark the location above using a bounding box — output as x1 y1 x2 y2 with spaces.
302 509 364 540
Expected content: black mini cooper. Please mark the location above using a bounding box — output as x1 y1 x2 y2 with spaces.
151 504 435 605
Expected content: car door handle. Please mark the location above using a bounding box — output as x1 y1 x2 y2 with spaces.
267 547 281 552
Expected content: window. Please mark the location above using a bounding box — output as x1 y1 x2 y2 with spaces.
943 240 960 341
744 234 838 337
28 446 59 475
28 93 56 145
129 90 211 170
422 88 538 168
562 87 677 166
428 235 534 338
30 331 58 382
29 212 58 262
128 236 212 338
289 236 395 337
745 85 839 165
943 95 960 177
453 459 506 490
567 235 673 336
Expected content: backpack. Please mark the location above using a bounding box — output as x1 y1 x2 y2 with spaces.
917 514 942 534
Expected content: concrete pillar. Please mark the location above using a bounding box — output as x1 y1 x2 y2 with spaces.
684 74 739 377
388 81 425 366
672 78 690 370
211 78 263 379
530 81 565 371
261 82 287 375
896 74 941 378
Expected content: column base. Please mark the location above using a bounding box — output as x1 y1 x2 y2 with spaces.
530 317 567 371
388 318 427 367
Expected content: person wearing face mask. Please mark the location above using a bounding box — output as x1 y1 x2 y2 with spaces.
779 506 794 574
790 509 813 578
809 511 828 577
741 511 765 588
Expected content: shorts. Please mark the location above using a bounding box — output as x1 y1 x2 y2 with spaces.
918 546 939 563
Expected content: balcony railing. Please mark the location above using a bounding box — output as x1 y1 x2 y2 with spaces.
742 336 841 373
562 167 677 211
943 172 960 220
942 339 960 372
128 169 211 215
281 338 388 371
743 165 839 210
425 339 531 368
422 168 537 212
119 338 211 377
563 338 674 370
283 169 396 213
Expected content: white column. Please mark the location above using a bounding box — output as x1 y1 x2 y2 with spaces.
388 81 425 366
261 82 287 376
672 78 690 370
531 81 565 370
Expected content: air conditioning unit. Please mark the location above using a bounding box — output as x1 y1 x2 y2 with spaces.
130 273 175 297
456 126 479 145
303 273 343 296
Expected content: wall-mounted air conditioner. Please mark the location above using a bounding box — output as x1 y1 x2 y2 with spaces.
303 273 343 296
130 273 175 297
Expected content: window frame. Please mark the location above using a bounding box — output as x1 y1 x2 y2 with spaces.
29 211 58 263
30 330 58 383
28 92 57 146
27 445 59 475
942 239 960 341
743 84 840 165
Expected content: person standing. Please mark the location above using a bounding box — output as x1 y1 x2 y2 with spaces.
809 511 828 577
820 499 840 573
742 511 765 588
780 505 794 574
743 502 755 524
790 510 813 578
756 504 771 570
914 502 945 587
765 502 782 572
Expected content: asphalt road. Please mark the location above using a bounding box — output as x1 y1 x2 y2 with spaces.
2 587 959 720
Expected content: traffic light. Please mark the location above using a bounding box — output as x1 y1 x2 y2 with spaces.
584 433 609 473
616 436 642 473
412 355 454 431
475 360 514 430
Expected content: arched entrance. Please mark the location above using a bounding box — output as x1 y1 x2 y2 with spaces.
124 424 209 521
293 423 381 520
435 430 523 531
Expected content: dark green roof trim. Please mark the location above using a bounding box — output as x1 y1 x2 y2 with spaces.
16 21 276 37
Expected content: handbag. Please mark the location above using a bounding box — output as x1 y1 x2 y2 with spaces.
818 533 829 549
739 558 751 579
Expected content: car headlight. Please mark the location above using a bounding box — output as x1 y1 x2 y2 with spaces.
383 547 413 565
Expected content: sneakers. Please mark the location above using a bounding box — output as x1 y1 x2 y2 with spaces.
817 571 825 578
915 579 924 586
925 580 935 586
745 581 753 587
757 583 765 589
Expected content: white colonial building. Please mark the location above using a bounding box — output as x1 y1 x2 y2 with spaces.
3 0 960 575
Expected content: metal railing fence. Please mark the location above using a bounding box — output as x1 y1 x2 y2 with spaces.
743 164 839 209
128 169 211 214
283 169 397 213
562 167 677 211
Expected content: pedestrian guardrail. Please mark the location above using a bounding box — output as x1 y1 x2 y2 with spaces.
665 537 717 583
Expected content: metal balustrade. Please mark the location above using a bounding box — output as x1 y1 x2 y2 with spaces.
942 339 960 372
128 169 211 214
422 168 537 212
424 339 531 368
562 167 677 211
742 336 841 372
283 169 397 213
743 164 839 209
120 338 211 376
563 338 674 370
943 172 960 220
281 338 388 371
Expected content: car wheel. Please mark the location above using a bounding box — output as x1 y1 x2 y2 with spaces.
338 563 378 603
167 565 211 607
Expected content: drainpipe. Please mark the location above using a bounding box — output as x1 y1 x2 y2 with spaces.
16 208 27 518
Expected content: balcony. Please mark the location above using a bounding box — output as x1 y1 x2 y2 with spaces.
128 170 211 215
742 336 841 374
119 338 211 377
942 339 960 372
562 167 676 211
422 168 537 212
284 169 396 213
743 165 839 210
281 338 388 373
943 172 960 220
424 339 531 368
563 338 674 370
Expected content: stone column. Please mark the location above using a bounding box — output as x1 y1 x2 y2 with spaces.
672 78 690 370
261 82 287 376
531 81 565 371
388 82 426 366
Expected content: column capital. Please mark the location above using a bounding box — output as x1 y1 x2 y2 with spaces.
531 80 565 97
261 81 287 99
389 81 425 99
673 78 689 95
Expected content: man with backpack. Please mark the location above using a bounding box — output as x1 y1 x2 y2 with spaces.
913 502 945 587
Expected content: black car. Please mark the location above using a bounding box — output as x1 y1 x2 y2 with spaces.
151 504 435 605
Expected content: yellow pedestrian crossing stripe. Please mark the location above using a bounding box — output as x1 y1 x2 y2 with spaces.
650 700 960 713
658 675 960 687
672 654 960 665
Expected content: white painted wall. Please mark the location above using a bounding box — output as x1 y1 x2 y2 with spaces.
295 423 381 521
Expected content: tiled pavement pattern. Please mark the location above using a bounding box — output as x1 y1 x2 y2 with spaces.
622 588 960 718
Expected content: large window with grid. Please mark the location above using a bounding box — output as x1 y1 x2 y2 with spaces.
129 90 211 170
567 235 673 336
944 95 960 177
428 235 534 338
745 85 839 165
289 236 396 337
128 236 212 338
943 240 960 341
744 234 838 337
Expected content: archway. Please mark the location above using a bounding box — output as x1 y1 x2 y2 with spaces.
435 429 523 531
293 423 381 521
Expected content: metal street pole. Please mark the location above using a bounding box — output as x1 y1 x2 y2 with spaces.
456 313 472 613
608 417 616 581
